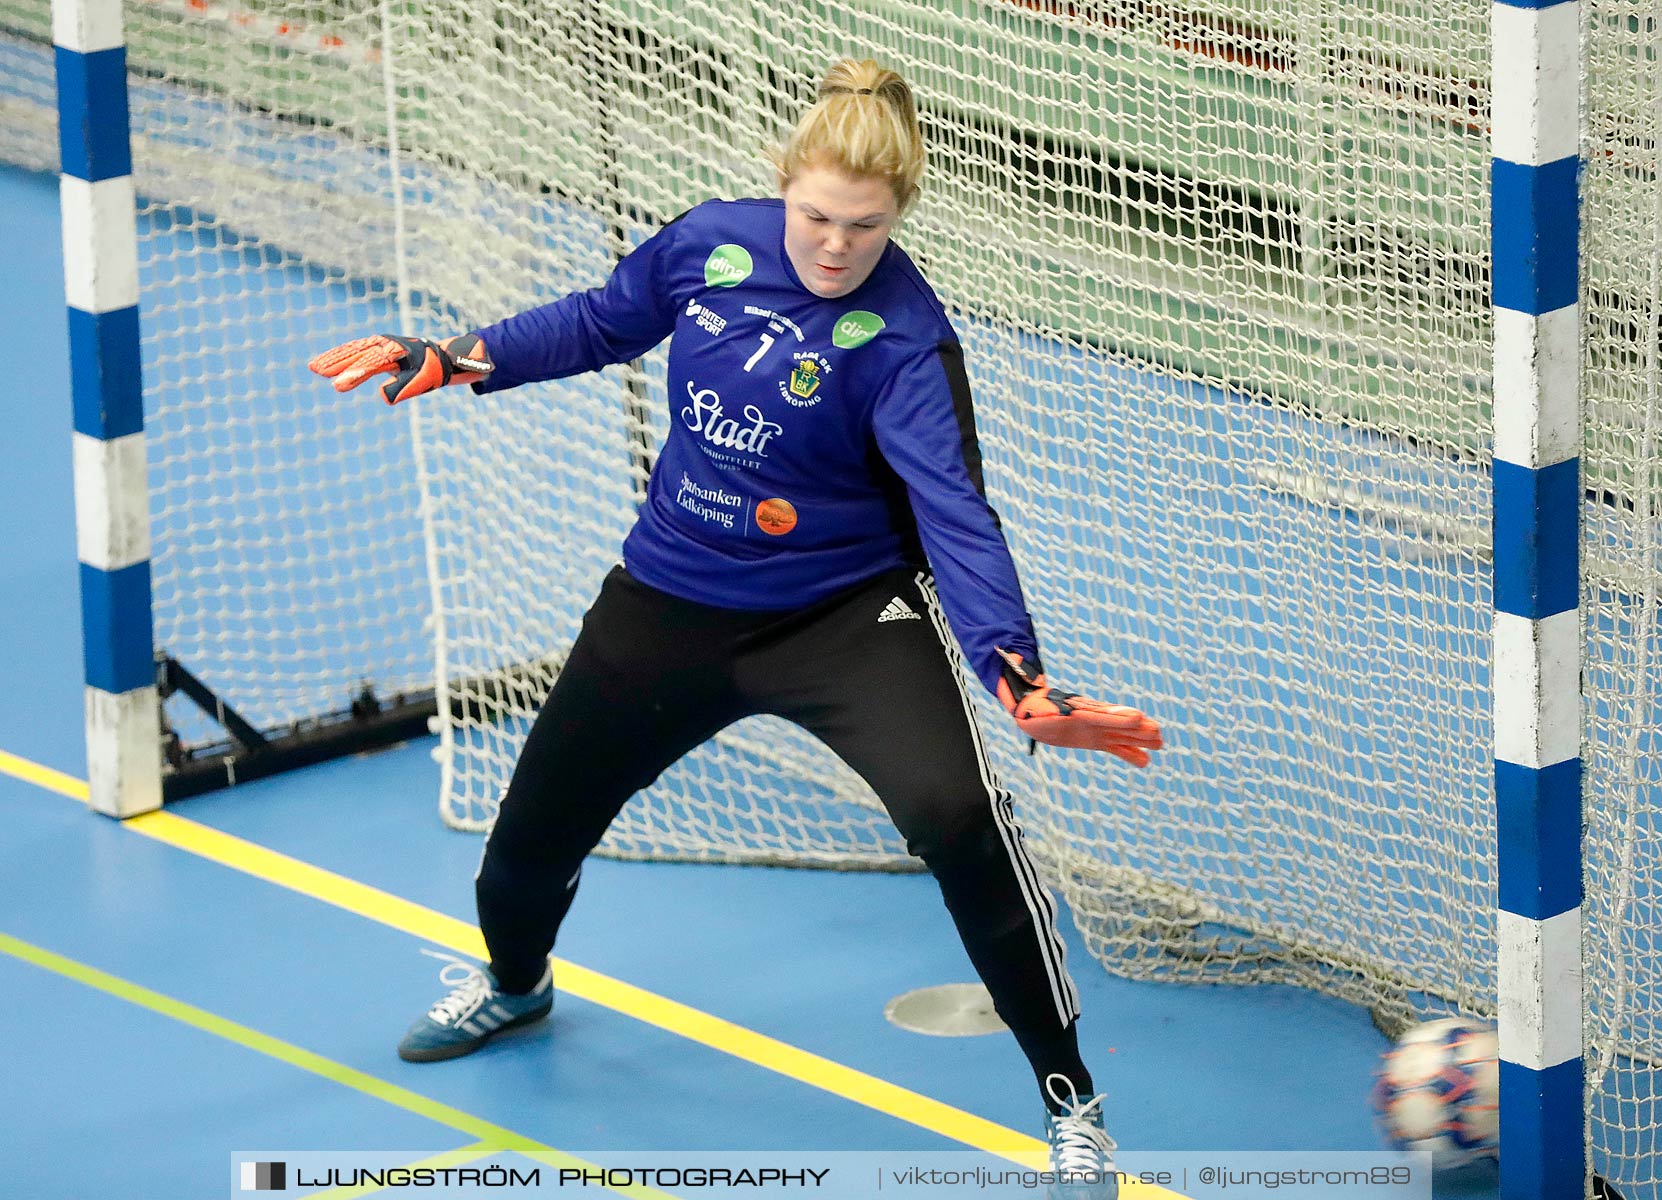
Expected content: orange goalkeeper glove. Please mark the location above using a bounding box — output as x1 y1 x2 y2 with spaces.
995 648 1163 766
308 333 493 405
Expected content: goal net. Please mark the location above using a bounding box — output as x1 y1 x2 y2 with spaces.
3 0 1657 1191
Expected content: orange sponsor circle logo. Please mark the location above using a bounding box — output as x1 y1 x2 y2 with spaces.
755 498 798 536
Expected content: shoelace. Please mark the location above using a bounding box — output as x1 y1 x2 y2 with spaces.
1045 1074 1117 1177
420 948 492 1027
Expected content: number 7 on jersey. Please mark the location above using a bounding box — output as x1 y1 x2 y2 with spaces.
744 333 776 372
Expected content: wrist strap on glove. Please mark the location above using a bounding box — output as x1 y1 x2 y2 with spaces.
996 649 1046 755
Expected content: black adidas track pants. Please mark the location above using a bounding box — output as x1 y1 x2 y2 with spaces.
475 564 1091 1094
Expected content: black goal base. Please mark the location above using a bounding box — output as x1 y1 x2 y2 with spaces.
155 652 556 802
158 652 439 801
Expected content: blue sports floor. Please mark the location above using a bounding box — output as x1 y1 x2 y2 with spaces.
0 162 1500 1199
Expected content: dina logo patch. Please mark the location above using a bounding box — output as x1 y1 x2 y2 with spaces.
704 244 753 287
832 309 885 349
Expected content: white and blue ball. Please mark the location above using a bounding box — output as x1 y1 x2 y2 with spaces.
1372 1017 1499 1168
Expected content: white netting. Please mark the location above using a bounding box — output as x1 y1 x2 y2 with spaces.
1583 0 1662 1190
0 6 55 172
4 0 1658 1189
3 1 435 749
400 0 1499 1013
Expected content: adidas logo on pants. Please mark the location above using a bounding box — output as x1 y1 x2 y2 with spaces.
879 596 922 622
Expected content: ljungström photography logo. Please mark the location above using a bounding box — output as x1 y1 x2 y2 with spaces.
239 1161 285 1191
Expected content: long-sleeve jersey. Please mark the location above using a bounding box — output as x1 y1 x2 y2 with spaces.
473 197 1038 696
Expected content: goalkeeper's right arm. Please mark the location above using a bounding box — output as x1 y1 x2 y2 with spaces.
308 332 493 405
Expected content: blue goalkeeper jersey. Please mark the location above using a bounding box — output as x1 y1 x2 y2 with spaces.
473 198 1038 695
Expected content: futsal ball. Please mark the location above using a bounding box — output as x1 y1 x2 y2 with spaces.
1372 1017 1500 1168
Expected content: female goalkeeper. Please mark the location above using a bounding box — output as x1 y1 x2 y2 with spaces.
311 58 1159 1199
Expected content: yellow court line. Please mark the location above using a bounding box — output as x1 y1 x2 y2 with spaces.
0 748 88 801
2 748 1186 1197
122 806 1043 1162
0 931 675 1200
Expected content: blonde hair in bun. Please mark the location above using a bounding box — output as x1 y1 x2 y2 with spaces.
773 59 926 212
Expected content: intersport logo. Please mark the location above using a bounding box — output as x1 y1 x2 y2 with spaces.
681 381 782 457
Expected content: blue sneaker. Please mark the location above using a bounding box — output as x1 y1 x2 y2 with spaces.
397 951 553 1062
1043 1074 1120 1200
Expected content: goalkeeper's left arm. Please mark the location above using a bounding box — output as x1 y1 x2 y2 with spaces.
872 342 1163 767
308 332 493 405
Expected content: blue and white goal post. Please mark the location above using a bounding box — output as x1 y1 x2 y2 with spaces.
1491 0 1583 1197
54 0 441 818
55 0 160 820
